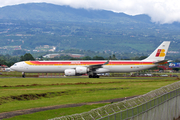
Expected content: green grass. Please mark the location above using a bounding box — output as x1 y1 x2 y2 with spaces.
5 103 109 120
0 77 179 119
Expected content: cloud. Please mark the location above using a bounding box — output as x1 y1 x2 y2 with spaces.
1 0 180 24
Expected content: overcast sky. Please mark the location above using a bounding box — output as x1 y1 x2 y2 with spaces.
0 0 180 24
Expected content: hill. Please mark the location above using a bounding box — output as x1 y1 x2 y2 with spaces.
0 3 180 60
0 3 151 24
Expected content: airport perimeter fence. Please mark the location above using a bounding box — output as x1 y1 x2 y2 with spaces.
49 81 180 120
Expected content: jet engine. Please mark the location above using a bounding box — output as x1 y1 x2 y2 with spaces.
76 67 88 74
64 67 89 76
64 69 76 76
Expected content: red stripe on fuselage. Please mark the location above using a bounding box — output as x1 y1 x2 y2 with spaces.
28 61 154 65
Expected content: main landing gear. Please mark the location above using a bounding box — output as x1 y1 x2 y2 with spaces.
89 74 99 78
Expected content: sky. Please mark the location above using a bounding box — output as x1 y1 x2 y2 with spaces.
0 0 180 24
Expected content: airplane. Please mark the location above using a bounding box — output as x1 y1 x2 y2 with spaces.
10 41 170 78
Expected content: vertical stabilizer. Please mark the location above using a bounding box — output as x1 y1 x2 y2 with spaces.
143 41 170 61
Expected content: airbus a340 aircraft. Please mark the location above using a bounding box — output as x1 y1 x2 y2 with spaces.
10 41 170 78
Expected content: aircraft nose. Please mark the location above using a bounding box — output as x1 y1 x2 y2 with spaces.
10 65 16 71
10 66 14 70
10 62 22 71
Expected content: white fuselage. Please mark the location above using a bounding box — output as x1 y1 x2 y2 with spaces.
9 41 171 78
10 60 156 73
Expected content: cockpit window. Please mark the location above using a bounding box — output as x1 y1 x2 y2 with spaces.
13 64 17 66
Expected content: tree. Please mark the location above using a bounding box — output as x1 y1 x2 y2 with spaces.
20 53 35 61
0 59 6 65
109 56 112 60
112 54 117 60
39 56 43 60
82 56 91 60
92 56 105 60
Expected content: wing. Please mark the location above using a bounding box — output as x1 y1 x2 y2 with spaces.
88 60 109 70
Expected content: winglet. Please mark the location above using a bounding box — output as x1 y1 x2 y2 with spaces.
103 60 109 65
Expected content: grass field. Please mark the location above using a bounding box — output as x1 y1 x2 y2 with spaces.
0 76 179 120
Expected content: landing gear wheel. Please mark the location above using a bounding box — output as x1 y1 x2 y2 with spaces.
89 74 100 78
93 75 100 78
22 72 25 78
89 75 93 78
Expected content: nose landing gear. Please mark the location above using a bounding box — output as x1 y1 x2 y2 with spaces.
22 72 25 78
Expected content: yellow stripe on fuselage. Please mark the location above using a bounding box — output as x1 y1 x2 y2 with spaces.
25 61 35 65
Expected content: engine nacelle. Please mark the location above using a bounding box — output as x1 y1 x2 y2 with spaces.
64 67 88 76
76 67 88 74
64 69 76 76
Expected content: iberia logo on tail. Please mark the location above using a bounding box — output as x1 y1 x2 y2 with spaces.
156 49 166 57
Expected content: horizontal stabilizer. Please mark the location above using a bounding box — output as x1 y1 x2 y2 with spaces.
154 60 168 64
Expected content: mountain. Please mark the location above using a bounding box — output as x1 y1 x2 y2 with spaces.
0 3 180 59
0 3 151 24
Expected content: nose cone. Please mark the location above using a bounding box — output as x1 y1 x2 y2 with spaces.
10 63 18 71
10 66 15 71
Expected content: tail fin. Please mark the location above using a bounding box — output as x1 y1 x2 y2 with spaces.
143 41 170 61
